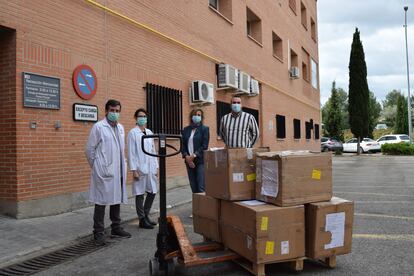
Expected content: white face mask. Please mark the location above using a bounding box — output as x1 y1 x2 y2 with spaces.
231 103 241 113
107 112 120 122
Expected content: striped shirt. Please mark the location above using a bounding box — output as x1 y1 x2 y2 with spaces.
219 111 259 148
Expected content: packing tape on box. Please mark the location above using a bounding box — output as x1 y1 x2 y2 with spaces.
261 216 269 231
312 169 321 180
261 159 279 197
265 241 274 255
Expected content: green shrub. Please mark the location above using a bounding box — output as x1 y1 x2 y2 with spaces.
381 143 414 155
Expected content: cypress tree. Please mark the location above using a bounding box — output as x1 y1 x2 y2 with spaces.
348 28 370 153
325 81 343 140
395 94 408 134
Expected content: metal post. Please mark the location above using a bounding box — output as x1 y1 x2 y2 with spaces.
404 6 413 143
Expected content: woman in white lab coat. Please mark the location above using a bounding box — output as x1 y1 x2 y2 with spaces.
128 108 158 229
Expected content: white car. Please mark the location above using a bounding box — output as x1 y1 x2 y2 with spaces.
376 134 410 146
343 138 381 153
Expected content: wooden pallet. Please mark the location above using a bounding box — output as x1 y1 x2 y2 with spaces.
233 255 336 276
233 257 305 276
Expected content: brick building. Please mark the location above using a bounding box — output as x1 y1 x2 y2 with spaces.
0 0 320 218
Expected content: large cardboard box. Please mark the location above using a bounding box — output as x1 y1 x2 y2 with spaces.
221 200 305 264
256 151 332 206
205 148 269 201
192 193 221 242
305 197 354 259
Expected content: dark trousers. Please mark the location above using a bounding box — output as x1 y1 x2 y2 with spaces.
186 163 205 193
93 204 121 234
135 193 156 220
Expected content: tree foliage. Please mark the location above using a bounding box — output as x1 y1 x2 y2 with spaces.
348 28 370 139
368 91 382 138
394 93 408 134
324 81 343 140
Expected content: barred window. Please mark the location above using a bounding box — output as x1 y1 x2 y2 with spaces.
145 83 182 134
314 124 320 139
276 115 286 139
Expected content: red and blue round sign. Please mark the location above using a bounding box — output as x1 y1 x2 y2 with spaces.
72 65 98 100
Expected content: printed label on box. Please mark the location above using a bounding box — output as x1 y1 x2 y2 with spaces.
247 173 256 181
312 169 321 180
261 217 269 231
324 212 345 249
232 173 244 182
261 160 278 197
265 241 274 255
246 148 253 160
281 241 289 255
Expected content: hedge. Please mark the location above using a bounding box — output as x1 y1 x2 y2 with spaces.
381 143 414 155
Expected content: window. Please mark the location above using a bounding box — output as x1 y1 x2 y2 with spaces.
216 101 259 136
301 2 307 29
145 83 183 134
293 119 301 139
311 17 317 41
276 115 286 139
314 124 320 139
290 48 298 67
272 32 283 60
311 58 318 89
302 48 310 82
305 121 312 139
209 0 232 21
289 0 296 14
246 7 262 44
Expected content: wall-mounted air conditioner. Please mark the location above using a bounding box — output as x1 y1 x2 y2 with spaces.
190 80 214 105
237 71 251 94
290 66 300 79
218 64 239 89
249 78 260 96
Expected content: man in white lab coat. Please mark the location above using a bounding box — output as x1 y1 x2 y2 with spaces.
85 99 131 246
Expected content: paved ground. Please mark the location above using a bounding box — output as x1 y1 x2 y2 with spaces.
2 155 414 275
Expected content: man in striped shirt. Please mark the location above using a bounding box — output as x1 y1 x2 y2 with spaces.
219 96 259 148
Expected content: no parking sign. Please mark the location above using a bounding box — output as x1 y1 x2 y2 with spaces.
72 65 97 100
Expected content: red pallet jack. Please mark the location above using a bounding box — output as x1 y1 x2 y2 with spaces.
141 134 239 276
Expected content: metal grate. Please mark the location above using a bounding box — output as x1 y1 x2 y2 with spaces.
0 237 121 275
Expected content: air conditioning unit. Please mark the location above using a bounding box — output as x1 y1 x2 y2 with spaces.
218 64 239 89
249 78 260 96
237 71 251 94
190 80 214 105
290 66 300 79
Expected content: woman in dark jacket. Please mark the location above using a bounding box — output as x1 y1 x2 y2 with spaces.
181 109 210 193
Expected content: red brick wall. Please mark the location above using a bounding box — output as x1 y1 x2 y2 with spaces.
0 0 320 203
0 28 17 201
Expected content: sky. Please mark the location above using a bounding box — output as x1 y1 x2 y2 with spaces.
317 0 414 106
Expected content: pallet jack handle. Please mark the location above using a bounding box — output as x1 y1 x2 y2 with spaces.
141 134 182 276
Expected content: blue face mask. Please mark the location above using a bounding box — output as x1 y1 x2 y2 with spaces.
137 117 147 126
231 104 241 113
192 115 202 124
107 112 120 122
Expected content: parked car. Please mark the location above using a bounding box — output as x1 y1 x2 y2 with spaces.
321 137 343 152
343 138 381 153
376 134 410 146
375 123 388 130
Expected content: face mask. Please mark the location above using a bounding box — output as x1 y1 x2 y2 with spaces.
107 112 120 122
231 103 241 113
192 115 202 124
137 117 147 126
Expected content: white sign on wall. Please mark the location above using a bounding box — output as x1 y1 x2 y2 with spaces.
73 103 98 122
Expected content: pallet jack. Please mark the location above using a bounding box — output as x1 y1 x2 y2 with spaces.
141 134 239 276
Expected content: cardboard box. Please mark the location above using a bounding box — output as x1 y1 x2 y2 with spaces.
221 200 305 264
256 151 332 206
305 197 354 259
205 147 269 201
192 193 221 242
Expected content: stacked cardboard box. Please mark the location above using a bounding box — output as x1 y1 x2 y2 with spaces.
193 148 354 268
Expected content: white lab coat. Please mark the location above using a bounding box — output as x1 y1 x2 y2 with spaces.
127 127 159 195
85 119 128 205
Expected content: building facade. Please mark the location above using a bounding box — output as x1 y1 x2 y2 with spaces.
0 0 320 218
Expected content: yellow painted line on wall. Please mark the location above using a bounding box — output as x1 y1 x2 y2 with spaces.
353 234 414 241
355 213 414 221
335 191 414 198
84 0 320 111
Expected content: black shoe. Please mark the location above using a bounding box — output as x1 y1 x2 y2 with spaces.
94 232 106 246
111 227 131 238
145 216 157 226
139 218 154 229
